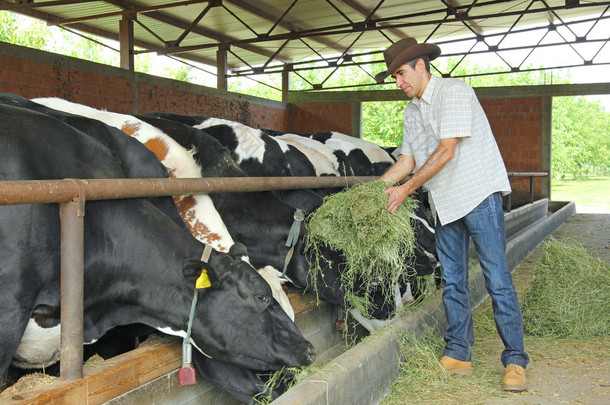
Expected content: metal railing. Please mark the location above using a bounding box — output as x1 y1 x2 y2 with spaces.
505 172 548 211
0 175 377 380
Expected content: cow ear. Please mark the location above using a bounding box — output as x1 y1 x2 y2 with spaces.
183 259 218 289
228 243 249 260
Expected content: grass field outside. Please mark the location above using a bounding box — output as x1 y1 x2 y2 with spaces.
551 176 610 213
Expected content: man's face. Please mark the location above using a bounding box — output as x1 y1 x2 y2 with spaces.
392 61 424 98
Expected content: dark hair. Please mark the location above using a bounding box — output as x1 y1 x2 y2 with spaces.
406 54 430 72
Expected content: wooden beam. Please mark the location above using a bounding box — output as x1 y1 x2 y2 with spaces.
1 344 181 405
217 46 228 90
119 16 134 71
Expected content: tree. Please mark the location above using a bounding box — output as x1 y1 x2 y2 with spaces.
0 11 49 48
552 96 610 178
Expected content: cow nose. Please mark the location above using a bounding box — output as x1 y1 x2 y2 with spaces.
305 343 316 365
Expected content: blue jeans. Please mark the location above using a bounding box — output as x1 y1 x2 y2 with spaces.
435 192 529 368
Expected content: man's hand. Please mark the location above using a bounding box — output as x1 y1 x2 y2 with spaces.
385 183 412 214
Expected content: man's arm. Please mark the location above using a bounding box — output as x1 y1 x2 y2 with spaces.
384 138 458 213
380 154 416 186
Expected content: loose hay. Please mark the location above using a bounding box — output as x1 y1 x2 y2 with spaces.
0 372 58 400
521 238 610 339
305 180 419 317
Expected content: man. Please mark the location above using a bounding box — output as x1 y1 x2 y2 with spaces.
376 37 529 391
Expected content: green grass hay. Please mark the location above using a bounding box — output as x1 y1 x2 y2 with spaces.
521 238 610 339
304 180 420 317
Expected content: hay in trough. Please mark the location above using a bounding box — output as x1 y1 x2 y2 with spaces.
305 180 419 317
521 238 610 339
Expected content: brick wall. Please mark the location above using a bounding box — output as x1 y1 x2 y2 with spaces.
290 102 353 135
0 43 289 131
480 97 544 206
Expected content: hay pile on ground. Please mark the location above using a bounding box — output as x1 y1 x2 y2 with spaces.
305 180 419 316
521 238 610 339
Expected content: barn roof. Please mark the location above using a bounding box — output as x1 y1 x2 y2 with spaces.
4 0 610 90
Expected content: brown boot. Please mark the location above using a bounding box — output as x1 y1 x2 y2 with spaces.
439 355 473 376
502 364 527 391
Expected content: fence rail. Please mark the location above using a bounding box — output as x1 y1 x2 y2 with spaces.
506 172 548 211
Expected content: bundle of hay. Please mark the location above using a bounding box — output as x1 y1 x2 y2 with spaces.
305 180 420 316
522 238 610 339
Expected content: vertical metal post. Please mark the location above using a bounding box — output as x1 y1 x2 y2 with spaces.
59 186 86 380
217 44 228 91
530 176 534 203
282 66 290 103
119 15 135 71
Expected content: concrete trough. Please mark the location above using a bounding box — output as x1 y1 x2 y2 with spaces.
272 199 575 405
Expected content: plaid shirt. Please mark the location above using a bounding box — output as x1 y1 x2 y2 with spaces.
400 75 511 225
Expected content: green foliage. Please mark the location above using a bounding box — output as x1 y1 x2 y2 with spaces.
164 64 194 82
229 74 282 101
552 96 610 178
522 238 610 338
362 100 407 148
0 11 48 48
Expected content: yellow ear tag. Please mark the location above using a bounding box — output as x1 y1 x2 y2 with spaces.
195 269 211 289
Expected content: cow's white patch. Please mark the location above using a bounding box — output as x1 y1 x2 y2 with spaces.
279 134 340 171
196 118 266 164
257 266 295 321
154 327 212 358
271 136 290 153
348 283 408 333
13 319 61 369
330 131 394 164
277 135 339 176
407 211 436 234
324 136 358 155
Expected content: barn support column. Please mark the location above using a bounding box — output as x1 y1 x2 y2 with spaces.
119 15 135 71
59 182 86 381
282 65 291 103
541 96 552 199
351 101 362 138
217 45 228 91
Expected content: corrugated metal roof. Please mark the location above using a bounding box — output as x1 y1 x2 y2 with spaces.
4 0 610 89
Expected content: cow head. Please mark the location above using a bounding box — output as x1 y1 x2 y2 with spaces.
182 244 315 371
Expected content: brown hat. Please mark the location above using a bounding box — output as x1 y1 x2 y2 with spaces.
375 37 441 83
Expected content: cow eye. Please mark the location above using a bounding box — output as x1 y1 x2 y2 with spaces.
255 294 270 306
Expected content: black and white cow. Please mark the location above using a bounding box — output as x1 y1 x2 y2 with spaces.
31 97 297 321
0 99 315 390
136 113 439 321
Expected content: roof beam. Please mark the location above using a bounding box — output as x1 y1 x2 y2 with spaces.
139 9 286 62
443 0 484 36
105 0 293 62
225 0 347 54
338 0 407 39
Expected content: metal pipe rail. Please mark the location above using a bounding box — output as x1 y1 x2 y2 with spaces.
506 172 548 211
0 175 377 381
0 176 378 206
